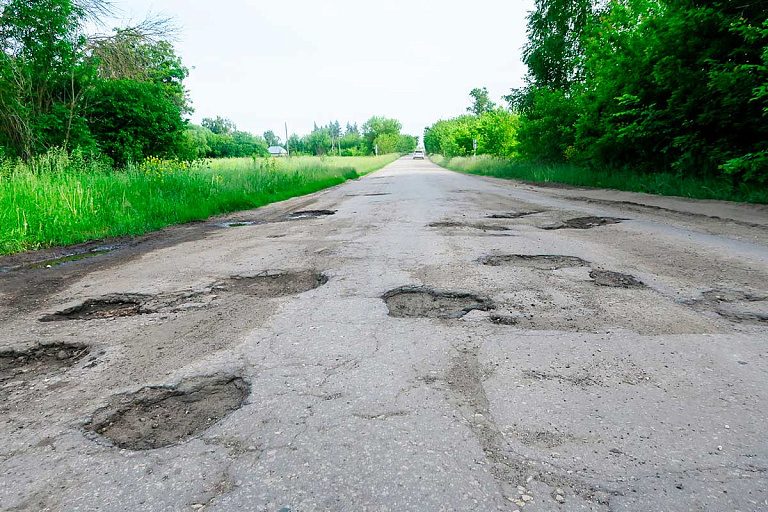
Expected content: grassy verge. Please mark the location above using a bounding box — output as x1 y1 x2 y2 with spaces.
0 152 399 255
432 155 768 204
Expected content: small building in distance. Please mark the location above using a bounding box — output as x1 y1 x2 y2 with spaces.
268 146 288 158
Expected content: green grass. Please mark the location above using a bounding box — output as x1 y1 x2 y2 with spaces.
0 151 399 255
432 155 768 204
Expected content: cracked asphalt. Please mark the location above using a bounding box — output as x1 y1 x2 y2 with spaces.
1 157 767 511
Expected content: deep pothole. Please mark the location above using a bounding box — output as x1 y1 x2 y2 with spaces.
589 270 645 288
0 343 90 384
85 375 249 450
429 221 510 232
222 270 327 297
383 286 494 319
542 217 623 230
481 254 590 270
283 210 336 220
40 294 152 322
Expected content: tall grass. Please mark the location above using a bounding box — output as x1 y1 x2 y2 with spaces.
0 151 399 254
432 155 768 204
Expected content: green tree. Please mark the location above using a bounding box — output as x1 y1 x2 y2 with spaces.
201 116 236 135
362 116 402 154
87 79 186 165
467 87 497 115
263 130 281 147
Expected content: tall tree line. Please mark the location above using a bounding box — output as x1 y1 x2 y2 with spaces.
509 0 768 182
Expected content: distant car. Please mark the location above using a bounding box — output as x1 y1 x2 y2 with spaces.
413 149 425 159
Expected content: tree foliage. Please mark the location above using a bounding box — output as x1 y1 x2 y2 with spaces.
0 0 189 164
508 0 768 183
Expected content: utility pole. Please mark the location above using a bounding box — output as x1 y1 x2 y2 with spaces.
285 122 289 157
473 139 478 157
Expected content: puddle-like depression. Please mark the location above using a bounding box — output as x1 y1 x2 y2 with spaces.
223 270 327 297
217 221 260 228
1 245 117 273
481 254 590 270
383 286 494 319
0 343 90 384
86 375 249 450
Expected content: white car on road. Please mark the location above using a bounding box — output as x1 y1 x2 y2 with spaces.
413 149 425 159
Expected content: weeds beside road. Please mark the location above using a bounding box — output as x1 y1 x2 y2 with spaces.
432 155 768 204
0 152 398 255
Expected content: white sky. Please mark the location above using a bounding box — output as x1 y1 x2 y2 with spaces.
112 0 534 140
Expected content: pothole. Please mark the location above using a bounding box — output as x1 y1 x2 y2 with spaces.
217 221 259 228
85 375 249 450
481 254 590 270
589 270 645 288
223 270 327 297
486 211 540 219
541 217 623 230
383 286 494 319
429 221 509 232
283 210 336 220
40 294 152 322
0 343 90 384
685 289 768 325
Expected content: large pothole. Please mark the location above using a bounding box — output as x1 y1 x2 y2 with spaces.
542 217 623 230
589 270 645 288
481 254 590 270
86 375 249 450
223 270 327 297
0 343 90 384
383 286 494 319
40 294 152 322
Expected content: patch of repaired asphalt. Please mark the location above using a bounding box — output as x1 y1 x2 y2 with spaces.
0 343 90 384
589 269 645 288
39 294 152 322
221 270 327 298
447 341 616 507
383 286 494 319
85 375 249 450
481 254 591 270
541 216 623 230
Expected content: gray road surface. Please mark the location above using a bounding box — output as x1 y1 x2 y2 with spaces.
1 157 767 511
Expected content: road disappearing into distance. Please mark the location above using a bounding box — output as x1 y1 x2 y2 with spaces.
2 157 767 511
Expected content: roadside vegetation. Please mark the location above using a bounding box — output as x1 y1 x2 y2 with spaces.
0 0 416 255
0 152 398 254
426 1 767 202
433 155 768 204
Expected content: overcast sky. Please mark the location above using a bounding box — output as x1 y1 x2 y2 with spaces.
112 0 534 141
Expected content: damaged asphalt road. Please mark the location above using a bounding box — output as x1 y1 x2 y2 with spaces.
1 157 767 511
